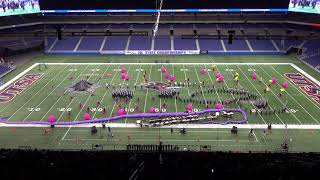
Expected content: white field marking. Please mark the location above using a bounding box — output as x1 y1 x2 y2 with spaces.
270 65 320 111
224 64 267 124
236 65 284 125
61 65 102 141
69 129 251 133
6 66 68 121
143 64 153 113
108 65 133 119
60 64 102 122
171 64 178 113
252 131 259 143
21 66 71 122
204 64 222 102
0 65 56 114
289 63 320 88
262 65 319 124
3 123 320 130
91 65 120 119
255 65 302 124
37 63 292 65
182 64 191 96
0 63 38 91
159 65 162 112
124 64 142 123
39 65 90 122
62 138 255 143
193 65 208 106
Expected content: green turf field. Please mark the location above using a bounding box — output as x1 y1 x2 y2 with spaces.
0 55 319 152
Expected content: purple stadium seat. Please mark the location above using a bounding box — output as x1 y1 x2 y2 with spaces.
249 40 277 51
154 36 171 50
198 39 223 51
77 36 104 51
223 39 249 51
128 36 152 50
102 36 129 51
51 36 81 51
174 37 197 50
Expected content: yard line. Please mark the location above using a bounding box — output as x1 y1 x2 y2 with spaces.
0 65 56 114
124 64 142 123
143 65 153 113
252 131 259 143
236 65 285 124
22 65 72 122
171 64 178 113
108 65 132 118
259 65 319 124
91 65 120 119
39 65 91 122
203 65 222 102
6 65 69 121
159 64 162 111
252 65 301 124
270 65 320 111
192 65 208 106
58 65 102 122
224 64 267 124
182 64 190 96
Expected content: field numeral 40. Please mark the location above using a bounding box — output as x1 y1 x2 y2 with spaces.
58 108 72 112
27 108 40 112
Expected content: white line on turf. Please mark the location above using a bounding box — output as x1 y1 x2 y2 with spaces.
270 65 320 111
6 66 69 121
204 64 222 102
21 65 71 122
143 64 153 113
171 64 178 113
91 65 120 119
256 65 303 124
124 64 142 123
39 65 90 122
182 64 191 96
236 65 284 125
193 65 208 106
252 131 259 143
224 64 267 124
108 64 133 119
0 64 56 114
261 65 319 124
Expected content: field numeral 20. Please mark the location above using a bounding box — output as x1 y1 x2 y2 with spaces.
58 108 72 112
27 108 40 112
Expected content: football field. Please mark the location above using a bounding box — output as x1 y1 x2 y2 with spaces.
0 55 319 152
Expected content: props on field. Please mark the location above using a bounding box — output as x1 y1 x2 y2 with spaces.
121 73 126 79
219 76 225 82
170 75 175 81
149 106 155 113
252 73 257 79
186 103 193 111
121 68 126 73
161 67 166 73
216 73 221 78
118 108 125 116
48 115 55 123
125 75 129 81
283 81 289 88
84 113 90 120
271 77 277 84
215 102 223 109
200 69 206 75
165 72 170 79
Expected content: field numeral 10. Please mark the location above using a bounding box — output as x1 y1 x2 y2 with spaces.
58 108 72 112
27 108 40 112
124 108 135 112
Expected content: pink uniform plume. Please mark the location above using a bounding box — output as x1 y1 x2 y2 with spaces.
283 81 289 88
252 73 257 79
121 68 126 73
149 107 155 113
118 108 125 116
215 102 223 109
186 103 193 111
84 113 90 120
48 115 55 123
125 75 129 81
200 69 206 75
272 77 277 84
219 76 225 82
161 67 166 73
216 73 221 78
165 72 170 79
170 75 175 81
121 73 126 79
